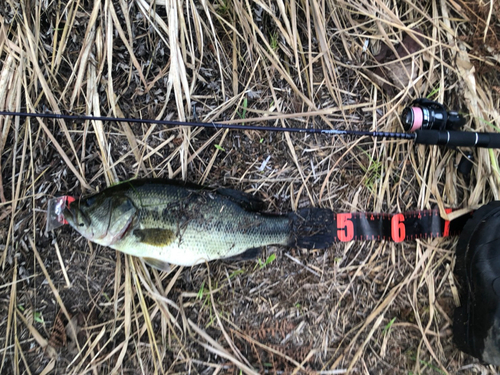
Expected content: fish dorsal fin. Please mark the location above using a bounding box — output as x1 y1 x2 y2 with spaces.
216 188 265 212
133 228 175 247
142 257 171 272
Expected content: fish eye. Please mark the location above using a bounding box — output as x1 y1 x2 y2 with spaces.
78 210 92 227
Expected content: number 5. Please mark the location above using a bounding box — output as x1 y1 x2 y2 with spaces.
337 213 354 241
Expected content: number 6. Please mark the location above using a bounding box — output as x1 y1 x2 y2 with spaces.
391 214 405 242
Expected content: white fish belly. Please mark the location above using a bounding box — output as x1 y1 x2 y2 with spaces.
111 225 289 266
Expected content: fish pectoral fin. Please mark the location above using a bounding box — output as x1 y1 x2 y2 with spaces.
133 228 175 247
142 257 171 272
216 188 265 212
223 247 261 262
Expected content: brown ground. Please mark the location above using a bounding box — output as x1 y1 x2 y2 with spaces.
1 0 500 374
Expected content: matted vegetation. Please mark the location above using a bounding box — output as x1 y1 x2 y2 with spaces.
1 0 500 373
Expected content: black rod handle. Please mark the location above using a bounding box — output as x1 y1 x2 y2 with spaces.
415 129 500 149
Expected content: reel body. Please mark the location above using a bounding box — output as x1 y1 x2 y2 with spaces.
401 98 466 132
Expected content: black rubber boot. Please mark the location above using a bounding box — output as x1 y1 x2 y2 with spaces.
454 201 500 365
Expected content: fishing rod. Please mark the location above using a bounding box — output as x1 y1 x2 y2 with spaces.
1 99 499 148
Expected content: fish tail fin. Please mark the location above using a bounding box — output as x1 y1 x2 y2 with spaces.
289 208 335 249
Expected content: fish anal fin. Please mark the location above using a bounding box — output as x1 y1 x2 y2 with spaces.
142 257 171 272
223 247 261 262
134 228 175 247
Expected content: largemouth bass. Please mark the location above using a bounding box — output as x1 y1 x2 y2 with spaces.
63 179 334 269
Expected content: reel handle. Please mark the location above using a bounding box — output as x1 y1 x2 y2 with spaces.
415 129 500 149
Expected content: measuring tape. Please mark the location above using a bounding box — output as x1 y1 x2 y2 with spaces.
332 209 470 242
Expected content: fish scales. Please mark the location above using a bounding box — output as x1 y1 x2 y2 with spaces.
127 186 290 264
63 179 335 268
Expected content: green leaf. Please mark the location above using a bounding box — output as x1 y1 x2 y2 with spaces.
265 253 276 266
229 269 245 279
256 254 276 269
197 281 205 300
426 86 441 98
270 31 279 51
242 97 247 119
238 97 248 120
383 317 396 334
34 311 44 324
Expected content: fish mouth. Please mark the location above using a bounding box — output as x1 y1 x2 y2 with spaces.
62 207 76 226
63 206 91 229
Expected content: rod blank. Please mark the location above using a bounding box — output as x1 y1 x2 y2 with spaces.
1 111 499 149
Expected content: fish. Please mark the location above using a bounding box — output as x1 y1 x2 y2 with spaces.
63 179 335 270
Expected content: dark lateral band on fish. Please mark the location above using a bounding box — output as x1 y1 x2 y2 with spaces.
133 228 176 247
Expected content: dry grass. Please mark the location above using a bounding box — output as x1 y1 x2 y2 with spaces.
1 0 500 373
